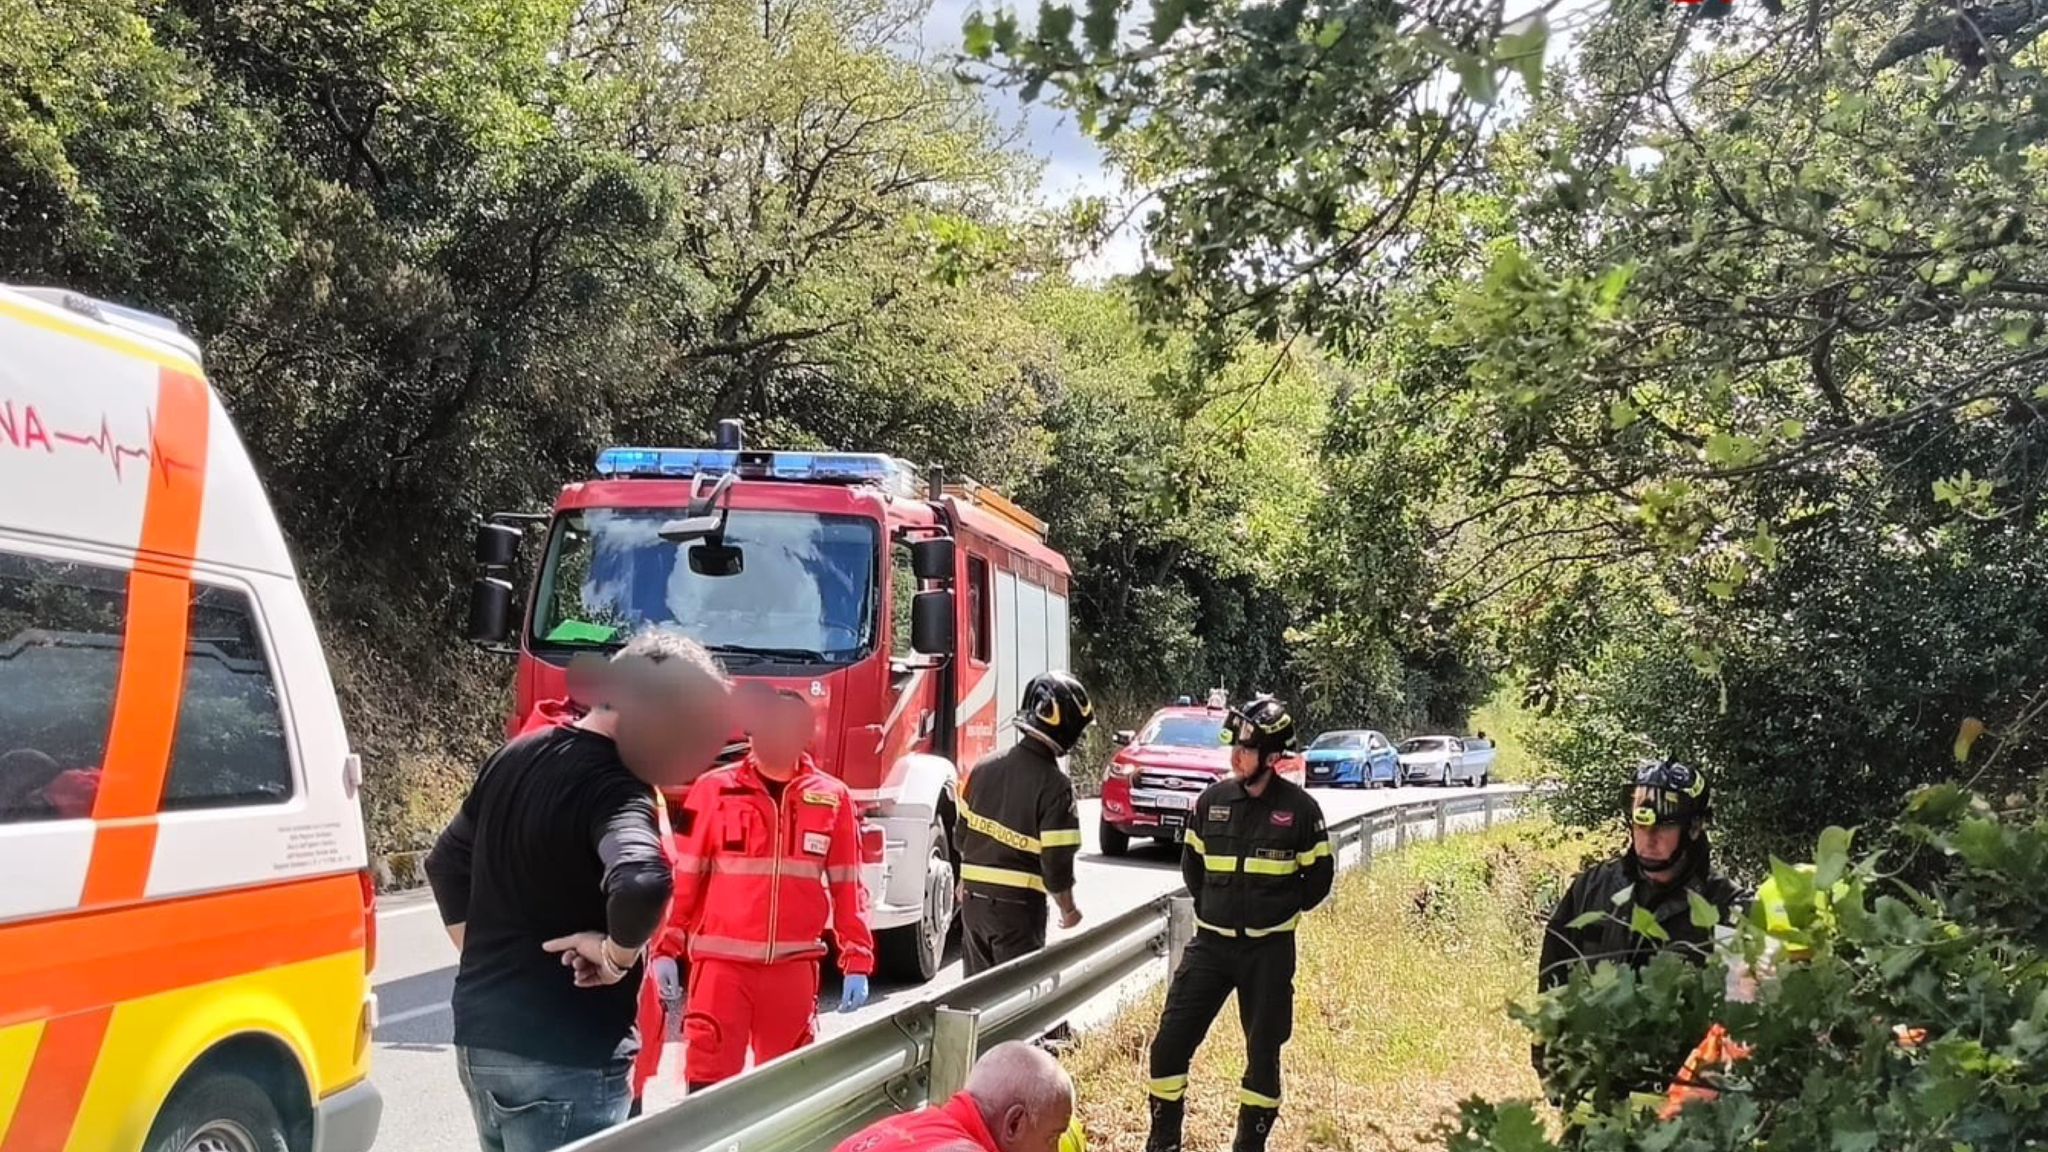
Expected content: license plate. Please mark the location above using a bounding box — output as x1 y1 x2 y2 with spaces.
1133 789 1195 811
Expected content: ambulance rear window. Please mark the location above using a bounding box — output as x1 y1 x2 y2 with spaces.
163 584 292 811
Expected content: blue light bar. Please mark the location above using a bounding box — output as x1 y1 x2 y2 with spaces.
594 446 923 497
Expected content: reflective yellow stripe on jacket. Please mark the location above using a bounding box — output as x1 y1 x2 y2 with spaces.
960 863 1047 893
963 805 1042 854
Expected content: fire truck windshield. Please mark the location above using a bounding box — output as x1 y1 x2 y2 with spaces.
530 507 880 664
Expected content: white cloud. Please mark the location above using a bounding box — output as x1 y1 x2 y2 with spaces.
907 0 1150 279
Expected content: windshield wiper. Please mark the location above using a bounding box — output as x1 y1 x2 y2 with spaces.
708 643 832 664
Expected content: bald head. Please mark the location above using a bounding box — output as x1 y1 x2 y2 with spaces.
964 1043 1075 1152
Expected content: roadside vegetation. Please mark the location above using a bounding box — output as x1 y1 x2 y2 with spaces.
1064 822 1599 1152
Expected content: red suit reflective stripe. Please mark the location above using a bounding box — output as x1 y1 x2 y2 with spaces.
658 754 875 976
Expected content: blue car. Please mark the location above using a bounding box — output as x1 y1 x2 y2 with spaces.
1302 729 1400 788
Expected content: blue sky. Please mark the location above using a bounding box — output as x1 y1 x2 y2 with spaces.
908 1 1149 279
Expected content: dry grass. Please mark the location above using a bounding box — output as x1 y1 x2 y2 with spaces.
1063 822 1597 1152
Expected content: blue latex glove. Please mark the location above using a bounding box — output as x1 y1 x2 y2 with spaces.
839 974 870 1013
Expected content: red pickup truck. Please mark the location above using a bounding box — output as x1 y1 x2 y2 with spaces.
1096 699 1306 855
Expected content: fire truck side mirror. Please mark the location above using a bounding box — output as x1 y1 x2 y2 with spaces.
475 522 522 568
910 536 955 582
910 589 955 656
467 577 515 646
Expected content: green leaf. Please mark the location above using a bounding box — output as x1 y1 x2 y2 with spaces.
1452 57 1496 105
1815 825 1853 888
963 12 996 58
1630 905 1671 942
1688 890 1721 930
1567 910 1608 930
1955 717 1986 762
1484 1102 1554 1152
1495 14 1549 97
1706 580 1735 600
1776 419 1806 441
1609 398 1640 430
1769 857 1817 928
1315 18 1346 48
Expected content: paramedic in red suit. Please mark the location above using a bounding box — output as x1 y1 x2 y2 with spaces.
656 687 874 1091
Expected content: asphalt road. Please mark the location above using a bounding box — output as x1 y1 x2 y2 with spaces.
367 782 1518 1151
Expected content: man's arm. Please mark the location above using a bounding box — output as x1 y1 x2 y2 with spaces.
425 774 484 952
1038 773 1083 921
588 782 673 959
1180 802 1207 905
1297 802 1335 912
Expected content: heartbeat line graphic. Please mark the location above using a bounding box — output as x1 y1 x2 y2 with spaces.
2 400 197 484
53 413 168 483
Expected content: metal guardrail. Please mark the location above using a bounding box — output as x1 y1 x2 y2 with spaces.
567 787 1541 1152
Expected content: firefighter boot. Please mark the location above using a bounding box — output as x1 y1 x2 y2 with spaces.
1143 1098 1185 1152
1232 1106 1279 1152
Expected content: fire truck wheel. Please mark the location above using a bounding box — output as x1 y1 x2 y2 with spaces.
1098 818 1130 858
878 814 953 982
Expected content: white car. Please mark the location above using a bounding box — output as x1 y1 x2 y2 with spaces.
1397 735 1496 787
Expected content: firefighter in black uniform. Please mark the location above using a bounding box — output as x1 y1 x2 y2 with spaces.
1144 695 1333 1152
955 671 1092 976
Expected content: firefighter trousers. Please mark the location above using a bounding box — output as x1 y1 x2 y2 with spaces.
681 957 821 1087
962 888 1049 977
1145 932 1296 1152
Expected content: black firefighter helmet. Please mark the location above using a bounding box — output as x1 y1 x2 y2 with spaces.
1625 757 1712 829
1223 694 1297 760
1018 671 1095 754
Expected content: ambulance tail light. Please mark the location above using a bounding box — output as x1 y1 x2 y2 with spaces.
359 869 378 973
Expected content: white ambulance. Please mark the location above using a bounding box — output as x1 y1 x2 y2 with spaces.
0 285 381 1152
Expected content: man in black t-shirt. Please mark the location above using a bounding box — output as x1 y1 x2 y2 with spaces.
426 629 733 1152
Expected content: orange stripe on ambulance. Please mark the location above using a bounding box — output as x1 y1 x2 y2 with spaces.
0 286 381 1152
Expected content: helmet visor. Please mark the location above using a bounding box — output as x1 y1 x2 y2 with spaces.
1625 784 1702 828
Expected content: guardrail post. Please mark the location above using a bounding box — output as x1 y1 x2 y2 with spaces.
1484 792 1496 829
1395 807 1409 852
1435 800 1448 842
1358 816 1374 870
1167 895 1196 977
931 1007 981 1102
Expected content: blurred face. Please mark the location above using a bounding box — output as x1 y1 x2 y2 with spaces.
994 1089 1075 1152
564 655 608 708
611 670 731 788
748 690 815 777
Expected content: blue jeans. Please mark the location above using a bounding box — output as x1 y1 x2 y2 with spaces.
457 1046 632 1152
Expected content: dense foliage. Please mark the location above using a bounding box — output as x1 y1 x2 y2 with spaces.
980 0 2047 866
1454 786 2048 1151
0 0 1492 849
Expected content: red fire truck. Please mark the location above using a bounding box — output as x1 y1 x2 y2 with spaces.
463 420 1073 980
